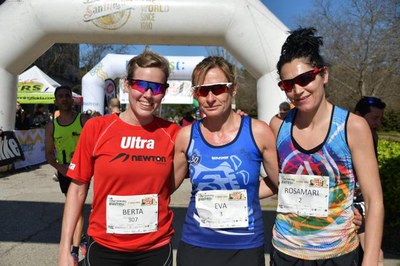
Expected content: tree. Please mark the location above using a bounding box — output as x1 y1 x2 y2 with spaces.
33 43 131 94
79 44 130 75
207 47 258 116
236 68 258 117
32 43 80 91
298 0 400 111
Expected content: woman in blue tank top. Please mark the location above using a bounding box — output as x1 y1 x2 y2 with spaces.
269 27 384 265
173 56 279 266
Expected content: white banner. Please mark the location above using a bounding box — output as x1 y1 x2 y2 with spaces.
162 80 193 104
14 129 46 169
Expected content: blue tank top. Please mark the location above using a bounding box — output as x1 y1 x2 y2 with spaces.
181 116 264 249
272 106 359 260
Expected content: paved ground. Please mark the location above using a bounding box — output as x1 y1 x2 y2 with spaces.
0 163 399 266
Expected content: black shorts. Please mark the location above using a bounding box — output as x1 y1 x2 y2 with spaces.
83 237 173 266
270 244 361 266
57 171 72 194
177 241 265 266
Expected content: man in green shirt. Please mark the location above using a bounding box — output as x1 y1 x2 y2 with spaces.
45 86 90 265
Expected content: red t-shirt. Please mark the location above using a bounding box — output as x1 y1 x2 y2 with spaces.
67 114 180 252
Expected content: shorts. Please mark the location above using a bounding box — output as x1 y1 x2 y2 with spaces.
57 171 72 194
83 237 173 266
177 241 265 266
353 201 366 234
270 244 361 266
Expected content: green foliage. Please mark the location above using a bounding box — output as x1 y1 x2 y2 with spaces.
382 110 400 132
377 140 400 235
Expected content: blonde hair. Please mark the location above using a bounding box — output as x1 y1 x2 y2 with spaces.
192 56 236 86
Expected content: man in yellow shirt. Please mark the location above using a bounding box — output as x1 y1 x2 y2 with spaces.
45 85 90 265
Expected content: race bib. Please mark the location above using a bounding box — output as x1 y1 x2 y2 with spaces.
106 194 158 234
277 174 329 217
195 189 248 228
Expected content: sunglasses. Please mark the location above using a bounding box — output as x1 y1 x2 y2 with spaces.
128 79 169 95
278 68 325 92
192 83 232 97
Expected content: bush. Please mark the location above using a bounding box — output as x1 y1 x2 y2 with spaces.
377 139 400 253
382 110 400 132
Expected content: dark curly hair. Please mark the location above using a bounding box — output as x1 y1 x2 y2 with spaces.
277 27 326 75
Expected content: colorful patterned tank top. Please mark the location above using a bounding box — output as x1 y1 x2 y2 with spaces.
272 106 359 260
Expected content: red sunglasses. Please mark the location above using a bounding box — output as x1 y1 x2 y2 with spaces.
278 67 325 92
192 83 232 97
128 79 169 95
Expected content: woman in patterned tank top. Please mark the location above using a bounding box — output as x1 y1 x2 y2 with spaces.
269 27 384 265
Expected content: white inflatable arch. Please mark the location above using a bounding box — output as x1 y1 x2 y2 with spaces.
0 0 288 130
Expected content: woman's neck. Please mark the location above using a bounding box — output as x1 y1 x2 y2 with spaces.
200 111 241 146
202 110 238 132
120 109 154 126
295 100 333 129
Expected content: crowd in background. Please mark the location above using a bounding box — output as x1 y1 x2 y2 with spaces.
15 99 203 130
15 102 51 130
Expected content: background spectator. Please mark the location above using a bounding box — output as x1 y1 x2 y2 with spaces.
31 104 50 128
15 101 30 130
107 97 121 114
179 111 195 127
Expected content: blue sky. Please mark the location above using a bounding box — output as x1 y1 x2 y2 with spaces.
262 0 312 29
127 1 314 57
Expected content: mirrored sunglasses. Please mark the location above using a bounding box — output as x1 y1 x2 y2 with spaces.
278 67 325 92
192 82 232 97
128 79 169 95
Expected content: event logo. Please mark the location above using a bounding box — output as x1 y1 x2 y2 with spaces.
18 81 45 92
83 0 133 30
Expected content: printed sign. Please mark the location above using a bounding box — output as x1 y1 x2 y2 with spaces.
14 129 46 169
0 131 24 166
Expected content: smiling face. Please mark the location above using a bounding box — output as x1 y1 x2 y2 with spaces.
196 67 236 118
124 66 166 122
280 58 328 113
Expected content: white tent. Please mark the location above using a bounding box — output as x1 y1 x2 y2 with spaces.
17 65 83 105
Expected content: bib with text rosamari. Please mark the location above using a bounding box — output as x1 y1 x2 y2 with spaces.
277 174 329 217
195 189 248 229
106 194 158 234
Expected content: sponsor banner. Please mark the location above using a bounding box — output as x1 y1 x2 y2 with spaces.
17 93 55 104
14 129 46 169
18 93 83 105
18 81 46 92
0 131 25 166
105 78 116 108
162 80 193 104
